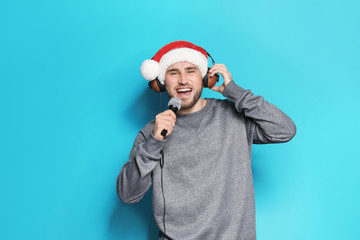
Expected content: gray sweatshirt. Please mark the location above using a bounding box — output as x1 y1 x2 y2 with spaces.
117 81 296 240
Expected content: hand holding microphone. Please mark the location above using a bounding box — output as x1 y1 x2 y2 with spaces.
153 98 181 140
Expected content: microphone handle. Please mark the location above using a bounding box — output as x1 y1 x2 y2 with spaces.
161 129 167 137
160 106 178 137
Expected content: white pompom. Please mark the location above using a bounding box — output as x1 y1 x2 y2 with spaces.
140 59 160 81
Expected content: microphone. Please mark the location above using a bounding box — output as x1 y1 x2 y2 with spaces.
161 97 181 137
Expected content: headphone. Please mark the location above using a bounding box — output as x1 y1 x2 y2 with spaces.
148 51 219 93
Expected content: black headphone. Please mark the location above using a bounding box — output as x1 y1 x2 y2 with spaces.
148 51 219 92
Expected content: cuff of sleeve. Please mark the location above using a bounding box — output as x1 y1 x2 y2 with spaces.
141 132 166 157
223 80 247 103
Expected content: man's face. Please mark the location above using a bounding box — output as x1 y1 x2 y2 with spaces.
164 61 204 111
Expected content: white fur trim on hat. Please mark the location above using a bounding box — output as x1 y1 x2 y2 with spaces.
140 59 160 81
157 48 208 84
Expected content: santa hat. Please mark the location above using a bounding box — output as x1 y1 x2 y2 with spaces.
140 41 209 84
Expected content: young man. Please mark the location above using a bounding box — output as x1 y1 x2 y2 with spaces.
116 41 296 240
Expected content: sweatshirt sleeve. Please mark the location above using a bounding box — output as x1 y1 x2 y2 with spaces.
223 80 296 144
116 129 165 204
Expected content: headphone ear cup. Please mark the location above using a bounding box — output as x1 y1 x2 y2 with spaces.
203 70 209 88
203 68 219 89
148 78 166 93
207 73 219 89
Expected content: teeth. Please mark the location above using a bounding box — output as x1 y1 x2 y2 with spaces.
177 88 191 92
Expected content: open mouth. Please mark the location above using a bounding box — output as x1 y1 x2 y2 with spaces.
176 88 192 97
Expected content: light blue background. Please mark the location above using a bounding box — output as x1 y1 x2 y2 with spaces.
1 0 359 239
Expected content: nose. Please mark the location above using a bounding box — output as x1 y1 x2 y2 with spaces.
178 73 188 85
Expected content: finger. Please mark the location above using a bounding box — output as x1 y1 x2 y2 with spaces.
209 65 226 73
210 68 231 80
162 110 176 121
210 69 225 77
160 112 176 123
209 64 227 72
215 64 227 70
157 114 176 124
168 110 176 121
156 119 175 130
210 86 220 92
157 114 175 125
156 121 173 134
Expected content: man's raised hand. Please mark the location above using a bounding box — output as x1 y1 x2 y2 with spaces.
153 110 176 140
209 64 233 94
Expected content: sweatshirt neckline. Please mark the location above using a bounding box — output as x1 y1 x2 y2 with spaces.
176 98 213 119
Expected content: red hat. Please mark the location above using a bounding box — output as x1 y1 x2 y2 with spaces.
140 41 209 84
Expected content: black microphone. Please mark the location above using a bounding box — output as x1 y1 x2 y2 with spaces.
161 97 181 137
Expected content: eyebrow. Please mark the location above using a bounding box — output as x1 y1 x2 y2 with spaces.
167 66 198 73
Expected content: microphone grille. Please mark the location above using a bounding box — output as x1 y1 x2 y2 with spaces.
168 97 181 111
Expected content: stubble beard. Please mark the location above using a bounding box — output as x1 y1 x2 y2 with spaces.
165 85 203 111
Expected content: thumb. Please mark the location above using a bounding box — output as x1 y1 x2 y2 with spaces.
210 84 225 94
210 86 220 92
